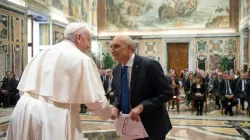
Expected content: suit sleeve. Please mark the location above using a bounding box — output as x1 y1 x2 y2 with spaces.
140 60 173 114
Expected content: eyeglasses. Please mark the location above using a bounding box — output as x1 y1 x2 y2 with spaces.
122 117 139 137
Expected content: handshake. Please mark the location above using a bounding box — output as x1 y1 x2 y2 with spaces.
110 105 144 122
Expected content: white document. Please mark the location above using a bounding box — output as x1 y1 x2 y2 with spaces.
115 114 148 140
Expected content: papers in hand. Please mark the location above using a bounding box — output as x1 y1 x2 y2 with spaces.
115 114 148 140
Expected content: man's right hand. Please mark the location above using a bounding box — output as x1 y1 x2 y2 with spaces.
111 106 119 120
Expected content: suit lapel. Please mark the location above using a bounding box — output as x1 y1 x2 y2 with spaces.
130 55 141 97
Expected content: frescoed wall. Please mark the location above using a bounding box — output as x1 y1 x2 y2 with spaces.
195 37 239 71
139 39 162 63
69 0 80 20
239 0 250 29
21 0 96 32
52 24 64 45
98 39 163 68
106 0 230 31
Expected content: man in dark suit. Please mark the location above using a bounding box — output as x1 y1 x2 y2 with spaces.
110 35 173 140
245 78 250 112
104 70 116 104
219 72 238 116
100 70 108 84
209 73 220 109
0 71 18 107
236 72 248 110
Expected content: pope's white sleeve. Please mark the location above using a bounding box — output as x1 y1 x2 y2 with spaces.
82 58 113 120
85 97 114 120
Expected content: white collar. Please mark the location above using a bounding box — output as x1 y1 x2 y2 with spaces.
64 40 77 48
124 53 135 67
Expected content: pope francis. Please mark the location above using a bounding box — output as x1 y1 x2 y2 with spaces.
6 22 117 140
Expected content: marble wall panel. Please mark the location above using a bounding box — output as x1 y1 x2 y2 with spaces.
12 44 22 78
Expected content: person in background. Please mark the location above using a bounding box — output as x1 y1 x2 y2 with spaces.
185 72 194 107
235 70 240 83
236 72 248 110
104 70 116 104
100 70 108 84
170 73 180 109
209 73 220 110
191 75 206 116
229 69 234 76
247 68 250 79
0 71 18 108
219 72 238 116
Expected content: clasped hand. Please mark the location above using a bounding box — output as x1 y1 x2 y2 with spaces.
111 105 144 122
1 90 7 93
225 95 233 99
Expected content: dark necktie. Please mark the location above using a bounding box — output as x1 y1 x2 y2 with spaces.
121 66 129 114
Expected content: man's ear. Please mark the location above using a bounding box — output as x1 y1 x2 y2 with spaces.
128 45 133 52
76 34 81 44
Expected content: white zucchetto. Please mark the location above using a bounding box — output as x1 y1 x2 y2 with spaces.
64 22 88 38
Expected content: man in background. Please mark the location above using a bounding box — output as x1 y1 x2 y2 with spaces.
104 70 115 104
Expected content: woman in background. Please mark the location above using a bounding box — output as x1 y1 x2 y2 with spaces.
185 72 194 107
191 75 206 116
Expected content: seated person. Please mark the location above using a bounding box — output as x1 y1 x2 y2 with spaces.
185 72 194 107
219 72 238 116
245 79 250 112
103 71 115 104
236 72 248 110
169 73 180 109
80 104 87 114
0 71 18 107
209 74 220 109
191 75 206 116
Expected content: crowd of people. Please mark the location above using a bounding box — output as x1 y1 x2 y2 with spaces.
167 68 250 116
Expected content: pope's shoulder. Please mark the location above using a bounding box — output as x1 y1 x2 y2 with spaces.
52 40 92 62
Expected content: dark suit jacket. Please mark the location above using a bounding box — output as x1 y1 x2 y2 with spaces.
245 80 250 101
212 79 220 96
236 80 248 95
113 55 173 139
185 79 193 92
234 76 240 83
100 75 108 83
219 80 236 96
1 77 18 94
103 77 115 97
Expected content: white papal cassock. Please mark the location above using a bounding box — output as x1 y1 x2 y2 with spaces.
6 40 113 140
